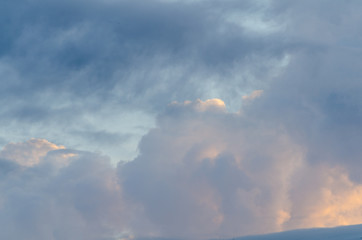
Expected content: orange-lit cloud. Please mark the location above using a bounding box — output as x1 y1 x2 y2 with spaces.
121 98 362 238
242 90 264 101
0 138 65 166
2 99 362 240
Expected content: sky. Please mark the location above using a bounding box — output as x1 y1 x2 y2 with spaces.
1 0 362 239
235 224 362 240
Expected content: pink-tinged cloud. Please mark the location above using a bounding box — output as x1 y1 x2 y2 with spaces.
120 99 362 239
0 139 126 240
0 138 65 166
2 98 362 240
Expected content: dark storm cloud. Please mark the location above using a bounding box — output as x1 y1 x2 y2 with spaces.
0 0 293 160
0 0 288 105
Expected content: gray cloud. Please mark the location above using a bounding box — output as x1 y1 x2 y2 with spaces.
120 97 362 239
2 0 362 239
0 139 126 240
0 0 290 161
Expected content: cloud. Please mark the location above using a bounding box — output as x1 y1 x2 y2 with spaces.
2 0 362 239
0 138 65 166
242 90 264 103
0 139 126 240
0 0 290 161
120 97 362 239
170 98 227 113
3 88 362 240
286 165 362 229
120 99 300 238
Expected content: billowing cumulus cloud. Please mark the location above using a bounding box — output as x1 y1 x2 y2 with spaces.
2 0 362 239
4 89 362 239
0 139 126 240
120 98 362 239
2 97 362 239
